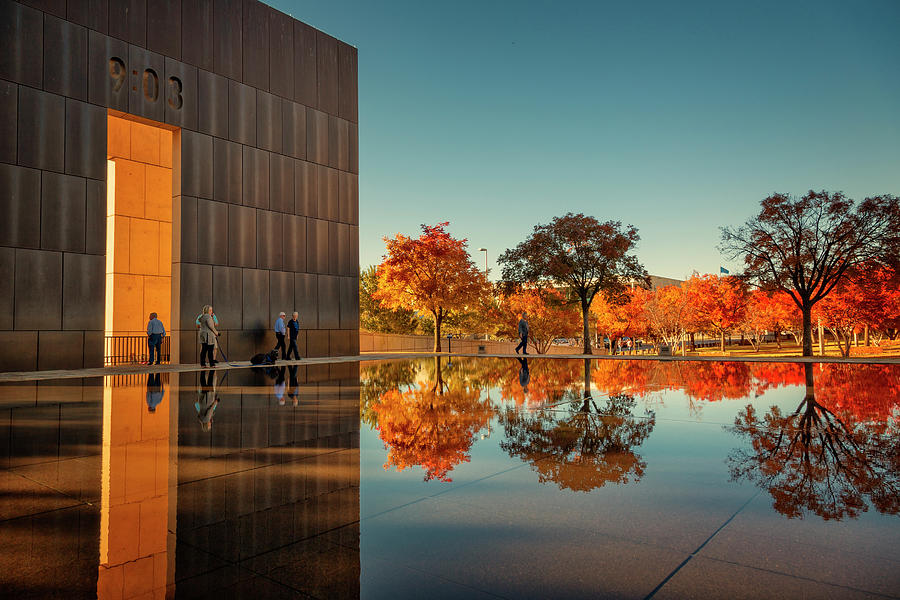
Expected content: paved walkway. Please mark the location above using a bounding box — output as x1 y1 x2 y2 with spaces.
1 351 898 383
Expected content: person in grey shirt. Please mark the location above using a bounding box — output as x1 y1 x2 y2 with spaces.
515 311 529 355
274 312 287 360
198 305 219 367
146 312 166 365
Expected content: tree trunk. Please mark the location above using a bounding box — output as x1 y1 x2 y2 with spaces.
864 324 870 346
801 304 813 357
433 308 443 352
720 331 726 354
689 332 695 351
775 329 781 349
581 299 592 355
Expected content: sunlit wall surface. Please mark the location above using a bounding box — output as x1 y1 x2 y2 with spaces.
0 0 360 371
105 115 174 337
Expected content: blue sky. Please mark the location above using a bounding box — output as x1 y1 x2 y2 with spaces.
270 0 900 280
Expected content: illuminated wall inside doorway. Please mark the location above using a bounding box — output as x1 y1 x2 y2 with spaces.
105 116 174 337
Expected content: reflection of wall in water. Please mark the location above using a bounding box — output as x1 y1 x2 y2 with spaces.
173 364 360 597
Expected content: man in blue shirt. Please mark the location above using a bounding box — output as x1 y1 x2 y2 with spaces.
286 311 302 360
146 312 166 365
274 312 287 360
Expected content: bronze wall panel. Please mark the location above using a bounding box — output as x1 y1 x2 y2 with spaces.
0 332 38 372
0 164 41 249
317 275 340 329
269 270 294 325
338 42 358 123
307 218 328 274
317 165 339 222
339 276 358 330
0 248 12 330
269 153 294 214
213 0 242 80
212 265 243 329
316 31 338 116
241 146 269 209
43 15 88 101
294 160 317 218
227 204 256 268
229 80 257 145
213 137 242 205
0 80 15 164
17 86 64 172
349 225 359 276
83 330 104 367
178 262 213 330
349 122 358 174
176 195 199 263
282 100 306 160
67 0 109 34
164 57 198 130
197 198 229 265
181 130 214 199
198 69 228 137
257 90 282 153
147 0 181 59
306 108 328 166
62 253 104 331
293 20 317 107
88 31 128 111
256 210 283 270
282 214 307 273
41 172 86 253
0 1 43 88
182 0 213 70
38 331 84 370
64 99 106 180
328 221 340 275
85 180 105 255
14 249 62 330
242 0 270 91
242 268 269 330
294 273 317 330
109 0 146 47
127 45 165 122
269 9 294 99
306 329 328 358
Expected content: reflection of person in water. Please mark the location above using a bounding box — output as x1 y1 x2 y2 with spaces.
728 362 900 520
195 370 219 431
274 367 286 405
287 365 299 406
517 357 530 395
146 373 164 412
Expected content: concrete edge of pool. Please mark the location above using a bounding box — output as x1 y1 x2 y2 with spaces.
1 351 899 383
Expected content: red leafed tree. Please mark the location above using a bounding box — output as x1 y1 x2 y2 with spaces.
496 288 581 354
592 289 650 354
852 265 900 343
375 222 490 351
814 279 867 357
643 285 697 353
742 290 798 350
686 274 749 353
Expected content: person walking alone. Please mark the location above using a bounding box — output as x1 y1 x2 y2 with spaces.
515 311 529 355
273 312 287 360
146 312 165 365
198 305 219 367
286 311 302 360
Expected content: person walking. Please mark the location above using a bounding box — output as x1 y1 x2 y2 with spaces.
146 312 165 365
273 312 287 360
196 309 220 362
286 311 302 360
515 311 529 355
198 305 219 367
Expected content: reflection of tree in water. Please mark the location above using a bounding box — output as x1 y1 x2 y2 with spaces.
500 360 656 492
359 360 419 428
371 358 494 482
728 363 900 520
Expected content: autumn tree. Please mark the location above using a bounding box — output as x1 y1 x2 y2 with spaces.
742 290 797 350
643 285 695 353
591 288 648 354
720 191 900 356
495 288 581 354
360 265 419 334
499 213 648 355
375 222 490 351
814 280 866 357
685 274 748 353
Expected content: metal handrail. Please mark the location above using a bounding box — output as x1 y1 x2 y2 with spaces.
104 335 171 366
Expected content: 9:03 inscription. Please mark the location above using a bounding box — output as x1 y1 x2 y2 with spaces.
109 56 183 110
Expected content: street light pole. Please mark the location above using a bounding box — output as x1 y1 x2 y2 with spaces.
478 248 488 274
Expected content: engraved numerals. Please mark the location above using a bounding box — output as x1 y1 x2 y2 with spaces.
110 56 182 111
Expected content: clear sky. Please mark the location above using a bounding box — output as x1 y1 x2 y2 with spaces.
269 0 900 280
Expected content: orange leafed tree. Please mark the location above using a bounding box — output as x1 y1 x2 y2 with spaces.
375 222 489 351
742 289 798 350
685 274 749 353
496 288 581 354
592 289 649 353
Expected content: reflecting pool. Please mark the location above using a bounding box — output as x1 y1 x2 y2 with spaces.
1 358 898 598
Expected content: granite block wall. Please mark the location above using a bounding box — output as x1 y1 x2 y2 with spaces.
0 0 359 370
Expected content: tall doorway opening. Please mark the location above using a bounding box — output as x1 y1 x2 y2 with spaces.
104 113 178 364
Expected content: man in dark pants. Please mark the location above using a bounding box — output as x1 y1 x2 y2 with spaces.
515 311 529 355
146 312 165 365
273 311 287 360
286 311 302 360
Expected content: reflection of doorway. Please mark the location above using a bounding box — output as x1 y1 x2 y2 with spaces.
104 114 178 364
